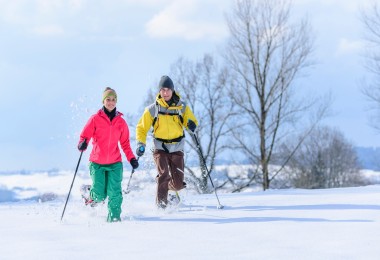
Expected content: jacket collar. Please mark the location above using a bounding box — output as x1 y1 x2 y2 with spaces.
97 108 123 119
156 91 182 110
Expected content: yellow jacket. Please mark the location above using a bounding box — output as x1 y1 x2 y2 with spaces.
136 92 198 152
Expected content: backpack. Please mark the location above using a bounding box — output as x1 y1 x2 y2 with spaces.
151 101 186 144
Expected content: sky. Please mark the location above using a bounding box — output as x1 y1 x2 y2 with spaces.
0 169 380 259
0 0 378 171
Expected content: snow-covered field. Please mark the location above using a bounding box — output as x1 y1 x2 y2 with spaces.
0 170 380 259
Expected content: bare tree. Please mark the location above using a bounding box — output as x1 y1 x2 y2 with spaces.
224 0 323 190
170 54 236 193
361 2 380 131
282 126 366 189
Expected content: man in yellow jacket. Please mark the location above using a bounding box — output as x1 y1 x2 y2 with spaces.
136 75 198 209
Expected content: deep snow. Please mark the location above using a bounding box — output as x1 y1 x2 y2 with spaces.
0 170 380 260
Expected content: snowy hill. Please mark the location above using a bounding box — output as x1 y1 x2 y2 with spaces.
0 170 380 259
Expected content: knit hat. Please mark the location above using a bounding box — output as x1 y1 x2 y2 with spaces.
158 75 174 91
102 87 117 102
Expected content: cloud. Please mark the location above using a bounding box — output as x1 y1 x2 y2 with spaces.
32 24 65 36
145 0 228 41
335 38 365 56
0 1 71 36
0 0 229 41
0 1 125 38
0 1 28 25
36 0 65 13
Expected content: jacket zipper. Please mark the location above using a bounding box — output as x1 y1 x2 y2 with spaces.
107 116 116 163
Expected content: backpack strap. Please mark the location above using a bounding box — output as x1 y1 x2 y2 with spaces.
152 102 159 129
177 106 184 125
152 101 185 129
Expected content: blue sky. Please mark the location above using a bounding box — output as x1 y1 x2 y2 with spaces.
0 0 377 171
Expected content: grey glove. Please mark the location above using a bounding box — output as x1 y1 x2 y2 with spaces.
136 144 145 157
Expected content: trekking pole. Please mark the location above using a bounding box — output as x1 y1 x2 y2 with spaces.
61 150 84 221
123 156 140 195
190 132 224 209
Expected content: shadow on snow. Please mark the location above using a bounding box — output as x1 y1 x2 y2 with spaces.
135 203 377 224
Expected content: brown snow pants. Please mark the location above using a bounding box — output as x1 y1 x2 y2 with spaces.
153 149 185 207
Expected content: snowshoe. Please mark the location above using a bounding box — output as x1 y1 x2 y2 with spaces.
83 197 100 207
80 184 91 196
168 191 181 207
156 201 168 210
80 184 102 207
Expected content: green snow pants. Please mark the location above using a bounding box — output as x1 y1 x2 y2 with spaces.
89 162 123 222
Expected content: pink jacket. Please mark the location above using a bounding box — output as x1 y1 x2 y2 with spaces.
79 109 135 165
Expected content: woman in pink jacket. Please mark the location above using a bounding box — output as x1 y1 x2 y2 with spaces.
78 87 139 222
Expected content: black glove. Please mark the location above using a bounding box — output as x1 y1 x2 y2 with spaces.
78 140 87 151
136 145 145 157
187 120 196 132
130 158 139 169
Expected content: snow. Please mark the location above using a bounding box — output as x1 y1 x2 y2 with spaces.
1 170 380 259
